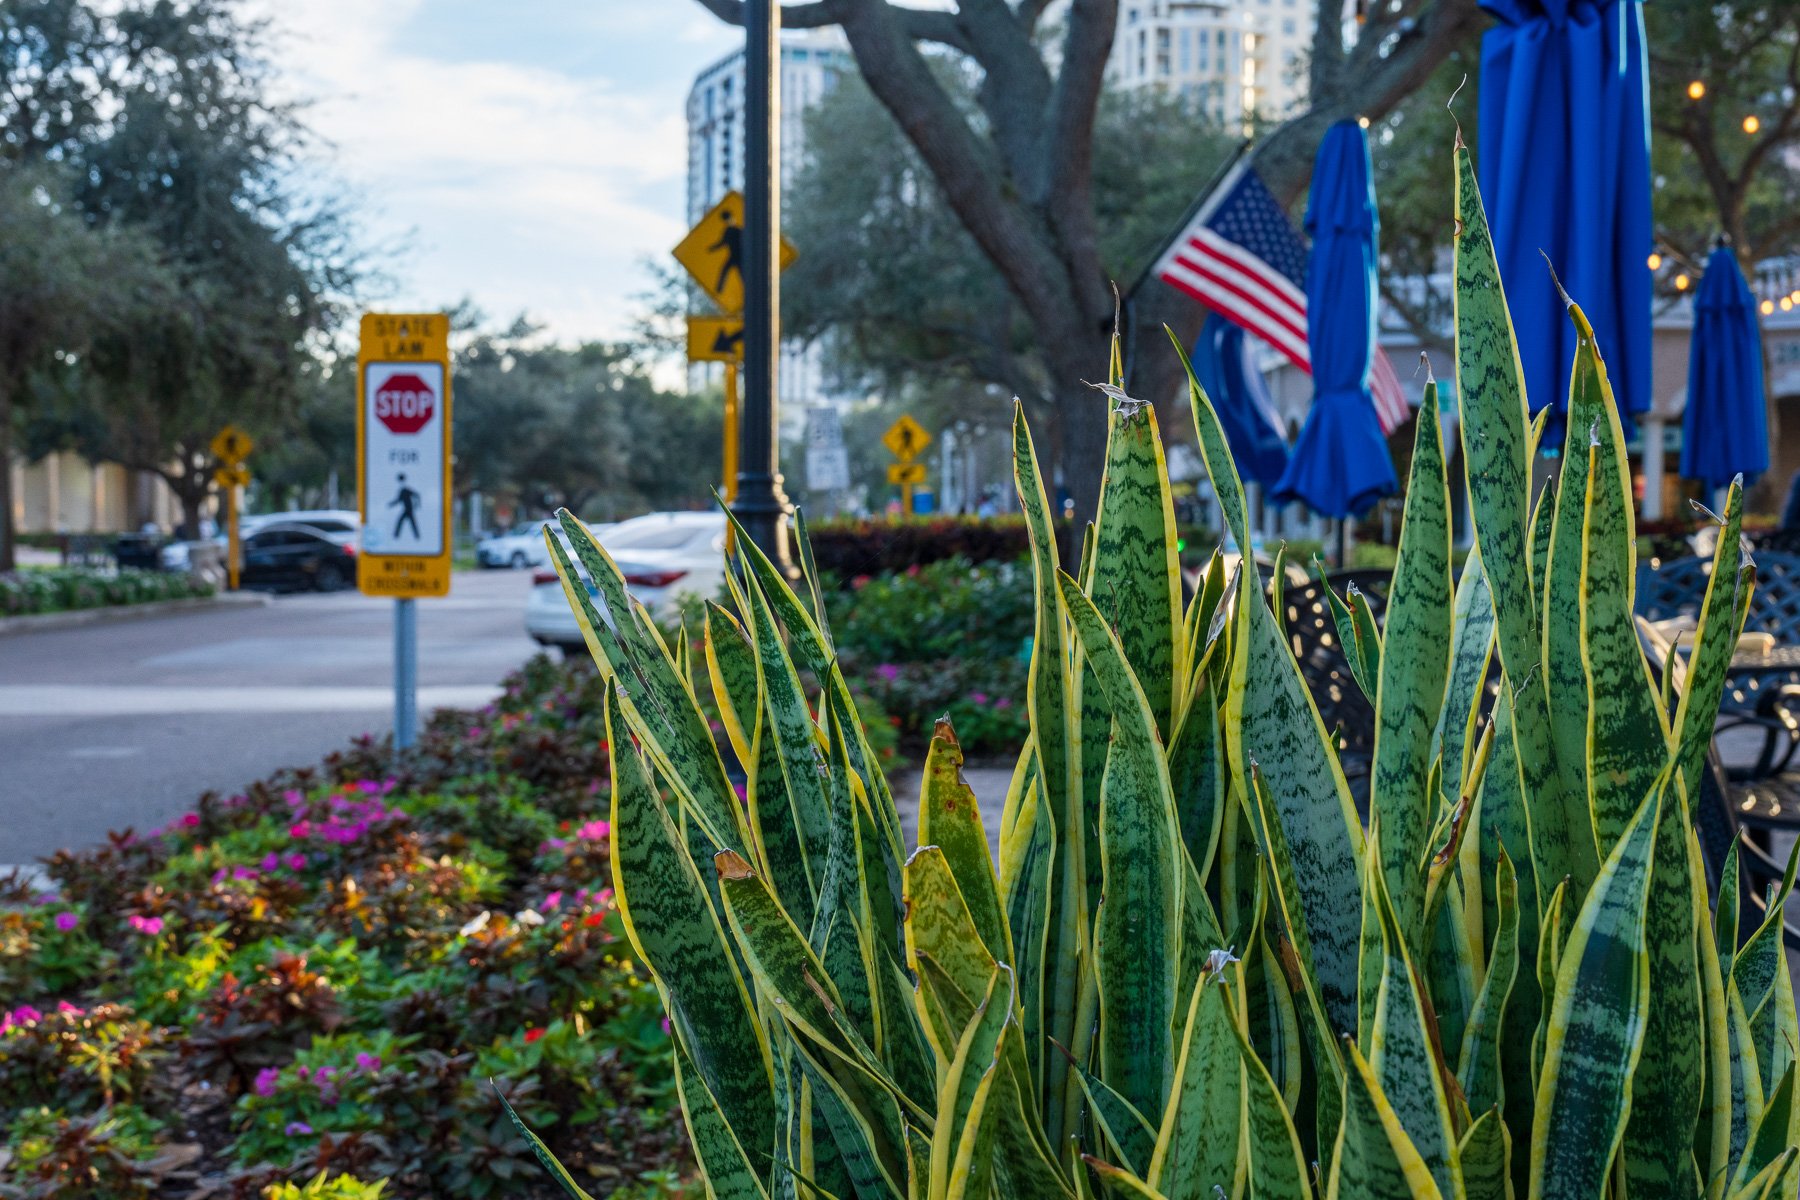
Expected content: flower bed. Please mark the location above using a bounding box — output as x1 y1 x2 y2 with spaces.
0 657 687 1199
0 567 216 617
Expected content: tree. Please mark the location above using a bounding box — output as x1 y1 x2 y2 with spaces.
691 0 1483 522
0 166 166 569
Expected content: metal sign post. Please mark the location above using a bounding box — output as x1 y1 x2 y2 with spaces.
356 313 452 754
210 426 253 590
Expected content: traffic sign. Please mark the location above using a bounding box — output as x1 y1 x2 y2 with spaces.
213 464 250 489
672 190 797 313
686 315 745 363
211 425 253 464
806 407 850 492
887 462 927 485
357 313 452 599
882 415 931 462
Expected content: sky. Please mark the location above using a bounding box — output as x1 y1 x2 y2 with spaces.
252 1 742 344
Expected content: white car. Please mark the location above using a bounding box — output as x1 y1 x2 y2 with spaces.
524 512 727 653
240 509 361 540
477 521 553 569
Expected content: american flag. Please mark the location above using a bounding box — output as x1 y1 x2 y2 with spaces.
1153 161 1410 434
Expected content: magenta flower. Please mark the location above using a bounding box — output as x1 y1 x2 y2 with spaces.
874 663 901 682
181 812 201 828
576 819 610 841
543 890 563 911
355 1052 382 1074
261 852 280 871
55 1001 82 1015
289 821 311 839
54 911 79 932
969 691 989 706
253 1067 280 1097
995 697 1012 710
286 853 306 871
127 914 164 936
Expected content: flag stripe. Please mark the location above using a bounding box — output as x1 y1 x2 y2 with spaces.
1170 244 1309 344
1166 253 1311 366
1191 229 1309 311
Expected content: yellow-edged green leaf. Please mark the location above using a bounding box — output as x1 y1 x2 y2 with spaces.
1458 1108 1513 1200
675 1035 776 1200
1728 1064 1796 1195
1327 1038 1445 1200
928 968 1011 1200
1458 849 1519 1117
919 722 1010 966
1150 966 1246 1200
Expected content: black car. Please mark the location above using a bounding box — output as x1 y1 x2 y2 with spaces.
240 523 358 592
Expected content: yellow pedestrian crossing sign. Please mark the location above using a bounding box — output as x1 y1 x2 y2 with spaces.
887 462 927 485
687 315 745 363
211 425 253 464
672 190 797 313
882 415 931 462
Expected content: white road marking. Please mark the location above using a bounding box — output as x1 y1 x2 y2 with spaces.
0 685 502 717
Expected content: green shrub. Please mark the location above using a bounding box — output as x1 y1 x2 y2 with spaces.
533 140 1795 1199
0 567 214 617
804 514 1045 576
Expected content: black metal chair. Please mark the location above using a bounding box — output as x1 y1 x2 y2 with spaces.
1276 569 1391 811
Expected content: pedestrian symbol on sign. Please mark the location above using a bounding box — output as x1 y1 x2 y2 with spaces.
390 474 422 540
710 206 744 299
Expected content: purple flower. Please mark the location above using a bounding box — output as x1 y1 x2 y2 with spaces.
355 1052 382 1074
261 852 280 871
969 691 989 706
284 1122 314 1137
994 697 1012 710
286 853 306 871
873 663 901 682
54 911 79 933
127 914 164 936
253 1067 280 1097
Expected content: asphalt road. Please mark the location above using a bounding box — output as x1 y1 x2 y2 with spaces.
0 570 545 868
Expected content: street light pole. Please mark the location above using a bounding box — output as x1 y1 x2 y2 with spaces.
733 0 793 573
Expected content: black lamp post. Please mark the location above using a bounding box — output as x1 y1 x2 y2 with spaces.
732 0 793 573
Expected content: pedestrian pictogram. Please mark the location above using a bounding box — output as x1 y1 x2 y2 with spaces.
882 415 931 462
357 313 452 600
686 316 745 364
672 190 798 313
211 425 253 464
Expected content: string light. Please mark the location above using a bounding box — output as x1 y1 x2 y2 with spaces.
1648 252 1663 270
1358 116 1370 129
1764 300 1777 316
1744 115 1761 134
1784 297 1795 312
1675 273 1691 290
1687 80 1706 100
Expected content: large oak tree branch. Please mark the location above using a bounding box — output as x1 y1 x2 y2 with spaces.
691 0 975 53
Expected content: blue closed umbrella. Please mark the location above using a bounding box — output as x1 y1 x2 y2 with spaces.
1191 313 1290 488
1479 0 1652 431
1272 120 1397 518
1681 245 1768 490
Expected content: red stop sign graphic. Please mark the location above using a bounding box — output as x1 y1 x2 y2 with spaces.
374 373 436 434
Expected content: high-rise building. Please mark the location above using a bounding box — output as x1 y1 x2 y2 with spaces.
684 28 855 420
1106 0 1314 125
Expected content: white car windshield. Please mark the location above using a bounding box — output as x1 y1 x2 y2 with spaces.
606 523 709 552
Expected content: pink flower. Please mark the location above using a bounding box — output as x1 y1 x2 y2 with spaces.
660 1016 671 1034
969 691 989 706
995 697 1012 710
286 853 306 871
576 819 610 841
55 1001 82 1016
543 890 563 911
355 1052 382 1073
597 887 614 908
181 812 201 828
296 1065 311 1082
127 914 164 936
253 1068 280 1097
54 911 79 933
289 821 312 839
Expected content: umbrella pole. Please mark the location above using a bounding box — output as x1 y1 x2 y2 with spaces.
1336 518 1350 569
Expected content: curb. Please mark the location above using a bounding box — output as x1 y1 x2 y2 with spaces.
0 591 272 636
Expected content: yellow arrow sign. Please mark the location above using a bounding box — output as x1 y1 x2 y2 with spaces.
214 464 251 489
687 316 745 363
211 424 254 464
672 190 797 313
887 462 927 485
882 414 931 462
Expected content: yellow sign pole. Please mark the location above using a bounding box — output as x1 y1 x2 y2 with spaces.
723 362 740 504
901 481 915 517
226 485 240 590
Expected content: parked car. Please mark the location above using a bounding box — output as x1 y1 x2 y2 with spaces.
240 522 359 592
524 511 727 652
239 508 360 540
477 521 553 569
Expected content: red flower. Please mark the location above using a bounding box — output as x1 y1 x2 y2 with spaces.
583 912 605 927
523 1027 546 1044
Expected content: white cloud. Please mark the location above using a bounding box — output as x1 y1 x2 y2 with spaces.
251 0 736 343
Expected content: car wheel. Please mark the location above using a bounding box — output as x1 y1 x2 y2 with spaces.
510 551 527 569
316 563 348 592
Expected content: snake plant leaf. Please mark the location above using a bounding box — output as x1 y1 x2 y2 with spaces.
703 603 758 773
1457 1108 1512 1200
1012 402 1088 1148
919 722 1010 966
811 713 880 1050
1527 479 1555 636
1731 842 1800 1101
1083 1157 1172 1200
1090 402 1183 741
1673 482 1750 804
788 1034 908 1198
1229 551 1365 1037
1716 838 1742 979
1166 675 1225 886
1327 1038 1445 1200
1728 1148 1800 1200
741 576 833 893
552 510 745 852
1450 144 1596 900
1694 825 1736 1200
1541 369 1598 840
1242 918 1303 1114
1362 830 1460 1197
1528 774 1663 1200
1178 549 1228 722
675 1035 776 1200
1057 571 1182 1122
1371 379 1454 946
1318 570 1380 702
903 846 1000 1060
928 968 1011 1200
1729 1065 1797 1196
606 695 776 1165
1234 979 1315 1200
1435 547 1495 815
496 1086 598 1200
1727 978 1769 1184
1149 967 1246 1200
790 507 834 653
999 756 1054 1096
1167 328 1251 556
1458 849 1519 1117
1423 882 1476 1098
1072 1056 1159 1178
1249 764 1342 1070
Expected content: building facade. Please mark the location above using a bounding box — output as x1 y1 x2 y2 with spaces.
1106 0 1315 126
10 453 180 536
